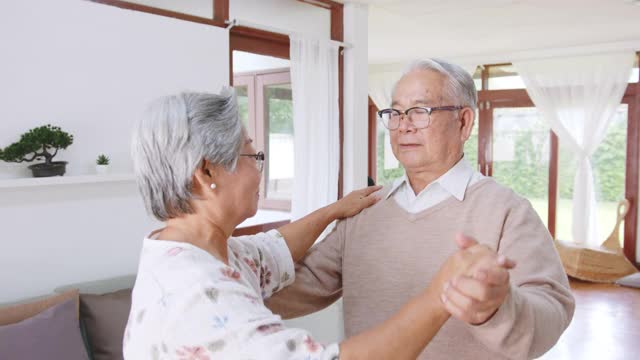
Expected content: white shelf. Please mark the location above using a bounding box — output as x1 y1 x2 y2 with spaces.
0 173 136 189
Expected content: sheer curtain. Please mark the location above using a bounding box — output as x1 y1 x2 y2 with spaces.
514 52 635 246
289 35 340 221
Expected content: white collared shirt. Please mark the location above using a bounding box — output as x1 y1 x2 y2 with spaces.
385 156 485 213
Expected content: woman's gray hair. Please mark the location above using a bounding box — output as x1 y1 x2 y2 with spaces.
131 89 243 221
393 59 478 110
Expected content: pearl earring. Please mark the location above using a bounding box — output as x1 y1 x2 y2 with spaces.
210 183 217 190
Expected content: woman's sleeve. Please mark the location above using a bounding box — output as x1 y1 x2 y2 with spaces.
236 323 340 360
232 230 296 298
167 279 340 360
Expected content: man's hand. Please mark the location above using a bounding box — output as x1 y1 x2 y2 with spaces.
441 233 516 325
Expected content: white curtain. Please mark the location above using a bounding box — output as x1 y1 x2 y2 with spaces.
289 35 340 221
514 52 634 246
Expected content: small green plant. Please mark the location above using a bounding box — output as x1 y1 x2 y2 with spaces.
0 124 73 165
96 154 110 165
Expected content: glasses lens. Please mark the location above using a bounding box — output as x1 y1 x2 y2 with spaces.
379 109 399 129
407 108 430 128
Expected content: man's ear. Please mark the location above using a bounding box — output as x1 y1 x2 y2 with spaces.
459 107 475 142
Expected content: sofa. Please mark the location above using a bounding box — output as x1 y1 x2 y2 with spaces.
0 275 136 360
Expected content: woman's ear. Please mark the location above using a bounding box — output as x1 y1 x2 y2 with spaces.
193 160 215 193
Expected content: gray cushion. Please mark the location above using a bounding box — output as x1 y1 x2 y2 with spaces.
0 299 89 359
80 289 132 360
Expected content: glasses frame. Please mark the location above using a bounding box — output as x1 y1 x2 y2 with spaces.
377 105 463 130
240 151 265 172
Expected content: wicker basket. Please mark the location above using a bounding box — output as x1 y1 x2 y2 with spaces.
554 199 638 283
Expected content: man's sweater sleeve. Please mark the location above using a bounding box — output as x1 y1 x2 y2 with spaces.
265 219 346 319
468 196 575 359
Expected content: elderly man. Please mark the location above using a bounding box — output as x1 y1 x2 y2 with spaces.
267 59 574 359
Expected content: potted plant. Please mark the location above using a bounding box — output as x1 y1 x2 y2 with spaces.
96 154 110 175
0 124 73 177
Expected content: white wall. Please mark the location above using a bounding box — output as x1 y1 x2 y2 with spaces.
0 0 228 303
125 0 213 18
342 3 369 195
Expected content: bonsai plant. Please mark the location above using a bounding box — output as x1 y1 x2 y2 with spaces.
96 154 110 175
0 124 74 177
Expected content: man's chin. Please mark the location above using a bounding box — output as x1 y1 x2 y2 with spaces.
397 157 426 170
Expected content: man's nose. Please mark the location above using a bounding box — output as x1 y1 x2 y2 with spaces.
397 114 415 133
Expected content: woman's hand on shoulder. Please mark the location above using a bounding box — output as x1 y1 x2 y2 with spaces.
330 185 383 219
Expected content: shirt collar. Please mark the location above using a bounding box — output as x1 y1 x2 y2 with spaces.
385 155 475 201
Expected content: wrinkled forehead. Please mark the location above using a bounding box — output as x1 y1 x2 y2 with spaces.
391 70 447 107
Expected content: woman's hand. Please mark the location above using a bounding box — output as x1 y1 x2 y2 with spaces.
425 234 516 325
439 234 516 325
330 185 383 219
278 185 382 262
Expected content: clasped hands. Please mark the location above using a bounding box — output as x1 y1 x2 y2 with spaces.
435 233 516 325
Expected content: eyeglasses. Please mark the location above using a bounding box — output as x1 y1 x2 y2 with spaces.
240 151 265 172
378 106 463 130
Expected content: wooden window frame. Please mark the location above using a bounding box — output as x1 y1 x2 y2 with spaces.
89 0 229 27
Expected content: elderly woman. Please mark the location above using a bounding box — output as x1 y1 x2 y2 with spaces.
125 90 511 360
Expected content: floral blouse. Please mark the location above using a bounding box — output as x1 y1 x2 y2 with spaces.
123 230 340 360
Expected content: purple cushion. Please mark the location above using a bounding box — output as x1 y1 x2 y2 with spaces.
0 299 89 360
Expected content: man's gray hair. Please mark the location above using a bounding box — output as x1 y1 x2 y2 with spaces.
393 58 478 110
131 90 243 221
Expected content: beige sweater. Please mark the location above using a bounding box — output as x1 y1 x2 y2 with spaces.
267 178 575 360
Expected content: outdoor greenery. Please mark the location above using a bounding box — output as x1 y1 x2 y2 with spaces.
493 123 549 199
0 124 73 165
492 118 626 203
267 96 294 134
376 130 403 186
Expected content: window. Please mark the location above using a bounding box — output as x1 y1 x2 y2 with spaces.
491 107 550 226
375 118 403 186
233 52 293 210
234 83 251 127
263 82 294 202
